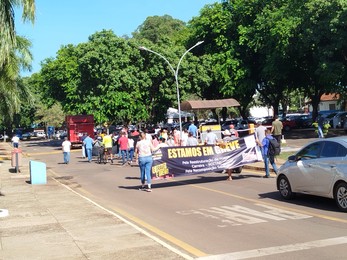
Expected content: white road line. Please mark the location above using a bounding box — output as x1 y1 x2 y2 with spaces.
197 236 347 260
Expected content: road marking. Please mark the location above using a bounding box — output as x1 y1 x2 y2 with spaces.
49 170 205 259
197 236 347 259
177 204 311 226
190 184 347 224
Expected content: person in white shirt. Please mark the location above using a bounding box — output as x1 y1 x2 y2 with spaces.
11 135 20 148
181 129 189 146
205 128 219 145
186 132 198 146
62 137 72 164
255 122 267 147
136 132 155 192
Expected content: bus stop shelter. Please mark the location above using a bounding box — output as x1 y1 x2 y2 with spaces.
180 98 240 140
180 98 240 111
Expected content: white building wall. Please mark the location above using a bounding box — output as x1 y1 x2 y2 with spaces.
250 106 274 118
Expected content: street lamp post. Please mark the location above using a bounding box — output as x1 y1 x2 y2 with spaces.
139 41 204 143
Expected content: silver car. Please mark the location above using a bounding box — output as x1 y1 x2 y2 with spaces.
277 137 347 212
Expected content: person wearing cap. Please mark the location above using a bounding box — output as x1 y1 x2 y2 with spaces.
205 128 218 145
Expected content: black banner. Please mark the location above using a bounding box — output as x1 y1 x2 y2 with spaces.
152 134 262 179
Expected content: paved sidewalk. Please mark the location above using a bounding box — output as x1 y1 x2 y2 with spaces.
0 142 185 260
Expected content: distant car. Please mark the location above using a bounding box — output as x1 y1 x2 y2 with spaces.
276 137 347 212
21 132 32 140
36 132 46 139
262 118 296 132
326 111 347 129
287 114 313 128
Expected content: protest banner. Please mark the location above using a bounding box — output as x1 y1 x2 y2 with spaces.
152 134 262 179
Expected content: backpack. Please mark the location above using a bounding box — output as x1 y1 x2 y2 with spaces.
267 137 281 156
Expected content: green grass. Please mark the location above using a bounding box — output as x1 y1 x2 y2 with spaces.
277 151 295 161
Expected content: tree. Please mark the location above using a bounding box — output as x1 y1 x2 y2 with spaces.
133 15 186 45
0 0 35 67
0 36 33 129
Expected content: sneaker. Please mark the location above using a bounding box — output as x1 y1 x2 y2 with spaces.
263 175 270 178
146 188 152 192
139 186 146 191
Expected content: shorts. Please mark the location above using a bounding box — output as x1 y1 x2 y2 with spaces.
105 147 112 154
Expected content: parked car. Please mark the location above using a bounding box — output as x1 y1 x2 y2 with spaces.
262 117 296 131
35 131 46 139
325 111 347 129
286 114 313 128
276 137 347 212
21 132 32 140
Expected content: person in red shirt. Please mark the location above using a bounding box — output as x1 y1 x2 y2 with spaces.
118 131 129 166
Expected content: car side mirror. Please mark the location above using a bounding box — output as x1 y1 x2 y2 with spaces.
288 155 296 161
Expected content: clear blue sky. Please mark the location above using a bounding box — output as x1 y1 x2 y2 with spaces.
15 0 217 76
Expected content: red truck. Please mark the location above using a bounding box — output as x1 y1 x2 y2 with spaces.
66 115 95 147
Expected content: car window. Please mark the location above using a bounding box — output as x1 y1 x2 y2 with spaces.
320 141 347 158
297 142 323 160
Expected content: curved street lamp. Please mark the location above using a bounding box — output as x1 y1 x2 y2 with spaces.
139 41 204 142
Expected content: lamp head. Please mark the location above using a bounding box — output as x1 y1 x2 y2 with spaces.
139 46 147 51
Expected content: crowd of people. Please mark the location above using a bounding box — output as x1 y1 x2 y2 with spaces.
59 117 283 191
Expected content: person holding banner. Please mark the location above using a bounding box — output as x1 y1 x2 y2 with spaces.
136 132 155 192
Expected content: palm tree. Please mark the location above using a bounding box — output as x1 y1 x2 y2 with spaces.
0 35 33 123
0 0 35 68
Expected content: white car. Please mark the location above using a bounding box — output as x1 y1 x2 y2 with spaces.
36 132 46 139
277 137 347 212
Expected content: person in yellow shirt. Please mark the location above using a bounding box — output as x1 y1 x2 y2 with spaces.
102 134 114 163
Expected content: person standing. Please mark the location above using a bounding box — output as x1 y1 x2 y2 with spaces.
80 133 87 159
188 120 198 138
102 133 114 163
262 129 278 178
271 115 283 145
205 128 219 145
255 121 267 146
229 124 239 138
128 136 135 165
186 132 199 146
222 130 238 180
181 129 189 146
118 131 129 166
83 134 94 163
11 134 19 148
135 132 155 192
62 137 72 164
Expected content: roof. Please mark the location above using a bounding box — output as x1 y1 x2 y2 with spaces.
320 93 340 101
180 99 240 110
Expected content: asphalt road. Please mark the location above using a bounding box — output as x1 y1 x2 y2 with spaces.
19 133 347 259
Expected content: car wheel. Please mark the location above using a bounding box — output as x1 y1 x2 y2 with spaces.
334 182 347 212
278 175 294 199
